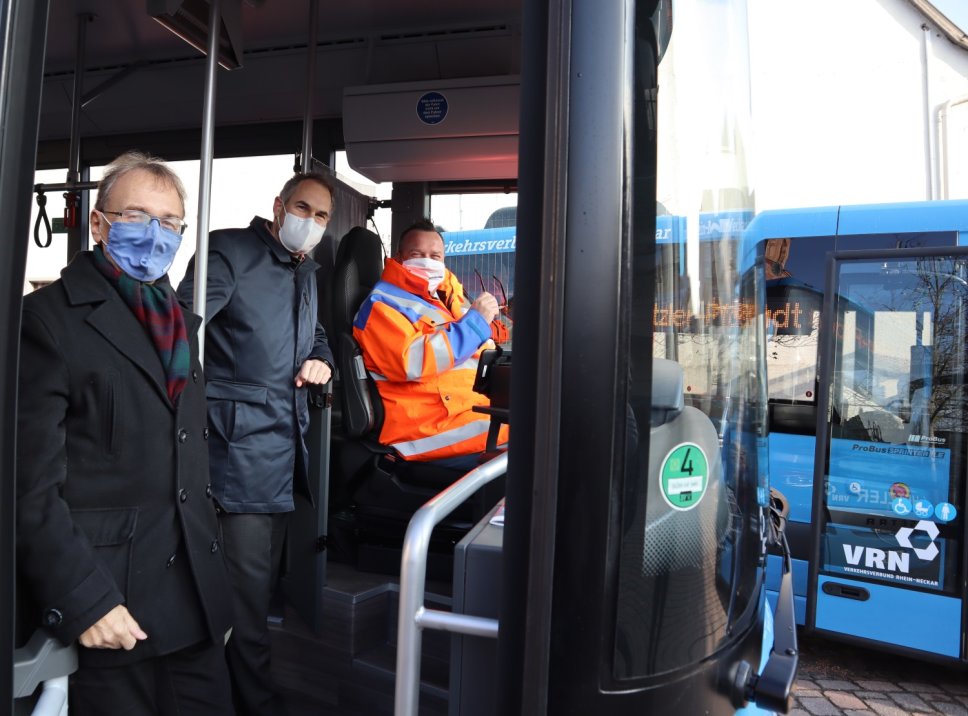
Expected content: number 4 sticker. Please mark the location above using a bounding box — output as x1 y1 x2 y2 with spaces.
660 442 708 511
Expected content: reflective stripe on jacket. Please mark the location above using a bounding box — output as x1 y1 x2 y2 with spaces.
353 259 509 461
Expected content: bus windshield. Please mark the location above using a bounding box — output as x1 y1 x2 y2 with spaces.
613 0 767 679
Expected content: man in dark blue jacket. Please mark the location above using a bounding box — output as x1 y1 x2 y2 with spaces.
178 172 334 716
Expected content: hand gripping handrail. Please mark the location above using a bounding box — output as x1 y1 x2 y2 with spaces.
394 452 507 716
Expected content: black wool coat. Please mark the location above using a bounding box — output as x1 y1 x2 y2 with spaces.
16 251 233 667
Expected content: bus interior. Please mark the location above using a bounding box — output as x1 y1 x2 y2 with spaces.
4 1 800 714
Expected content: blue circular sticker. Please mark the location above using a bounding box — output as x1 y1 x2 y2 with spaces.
891 497 913 517
935 502 957 522
416 92 448 125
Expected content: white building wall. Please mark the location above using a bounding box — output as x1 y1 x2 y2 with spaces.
747 0 968 210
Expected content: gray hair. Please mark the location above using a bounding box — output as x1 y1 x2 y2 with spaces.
95 151 187 213
279 172 335 206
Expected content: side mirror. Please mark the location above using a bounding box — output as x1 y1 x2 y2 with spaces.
652 0 673 65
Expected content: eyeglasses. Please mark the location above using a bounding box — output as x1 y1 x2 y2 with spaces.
474 268 508 309
100 209 188 236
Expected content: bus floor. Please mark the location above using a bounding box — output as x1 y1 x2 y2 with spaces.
791 629 968 715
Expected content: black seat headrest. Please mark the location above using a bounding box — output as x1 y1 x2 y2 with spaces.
332 227 386 437
333 227 385 337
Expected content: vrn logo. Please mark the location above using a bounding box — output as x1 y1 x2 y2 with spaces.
842 520 940 573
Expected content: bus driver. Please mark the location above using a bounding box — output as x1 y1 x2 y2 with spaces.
353 218 509 471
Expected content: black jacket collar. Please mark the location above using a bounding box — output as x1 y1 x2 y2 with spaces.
59 251 200 409
60 250 202 335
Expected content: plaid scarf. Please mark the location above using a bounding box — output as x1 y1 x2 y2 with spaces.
93 245 190 403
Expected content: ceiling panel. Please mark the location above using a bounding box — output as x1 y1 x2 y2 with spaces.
40 0 522 145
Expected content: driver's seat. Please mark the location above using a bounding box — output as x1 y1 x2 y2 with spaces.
329 227 502 573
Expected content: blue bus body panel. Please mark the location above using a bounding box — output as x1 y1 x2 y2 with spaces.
768 433 815 524
746 200 968 243
836 200 968 238
815 575 961 657
745 205 840 241
442 226 517 255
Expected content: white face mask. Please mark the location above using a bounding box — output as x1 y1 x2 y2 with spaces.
402 257 446 294
278 205 325 254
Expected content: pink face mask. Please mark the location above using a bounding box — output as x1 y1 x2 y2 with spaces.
402 258 446 293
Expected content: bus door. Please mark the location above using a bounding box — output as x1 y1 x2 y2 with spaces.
808 247 968 662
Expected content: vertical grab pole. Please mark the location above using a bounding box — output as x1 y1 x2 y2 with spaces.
67 14 91 185
394 512 433 716
67 14 92 261
193 0 222 360
301 0 319 173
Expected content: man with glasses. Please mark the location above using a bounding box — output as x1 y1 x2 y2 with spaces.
353 218 509 471
16 151 234 714
177 172 334 716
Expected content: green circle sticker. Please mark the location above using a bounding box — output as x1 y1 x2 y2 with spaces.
660 442 708 511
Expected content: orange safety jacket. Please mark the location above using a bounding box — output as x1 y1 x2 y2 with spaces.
353 259 509 461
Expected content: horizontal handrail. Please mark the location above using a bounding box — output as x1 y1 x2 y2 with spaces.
394 451 508 716
415 606 499 638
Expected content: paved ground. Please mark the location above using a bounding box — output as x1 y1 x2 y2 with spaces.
791 629 968 715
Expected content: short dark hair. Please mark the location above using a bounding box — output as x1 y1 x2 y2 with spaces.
278 172 335 207
398 218 441 250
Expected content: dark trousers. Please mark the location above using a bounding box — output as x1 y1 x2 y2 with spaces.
68 639 233 715
219 511 289 716
428 442 509 472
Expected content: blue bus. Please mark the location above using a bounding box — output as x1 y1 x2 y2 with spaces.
746 201 968 662
433 197 968 667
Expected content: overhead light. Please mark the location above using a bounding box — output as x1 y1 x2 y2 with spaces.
149 0 245 70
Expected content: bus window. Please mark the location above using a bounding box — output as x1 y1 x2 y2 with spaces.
764 229 959 431
334 150 392 253
764 235 832 415
27 155 296 293
25 169 71 293
615 0 768 682
830 258 968 451
434 193 517 334
652 211 756 428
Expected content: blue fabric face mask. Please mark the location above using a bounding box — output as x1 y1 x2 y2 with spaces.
101 214 182 282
